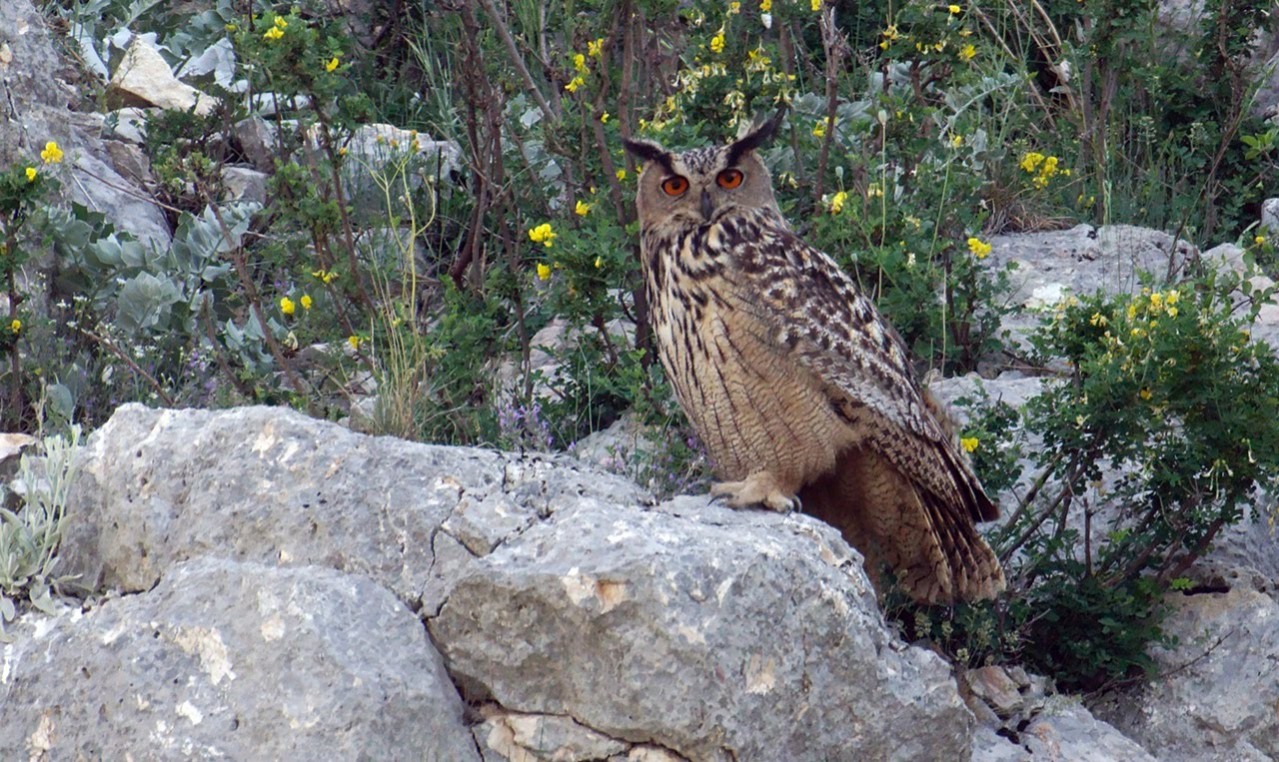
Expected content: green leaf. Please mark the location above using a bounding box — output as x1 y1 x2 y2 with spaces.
116 272 183 333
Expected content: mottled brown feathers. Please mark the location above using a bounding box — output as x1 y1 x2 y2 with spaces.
623 124 1005 603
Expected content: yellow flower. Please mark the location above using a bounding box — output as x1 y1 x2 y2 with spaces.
829 191 848 214
710 30 726 54
528 223 557 247
280 297 296 316
729 1 741 13
1139 388 1153 401
587 38 605 57
810 0 821 10
879 24 901 50
1149 292 1164 310
40 141 63 164
24 167 36 182
8 319 20 334
575 200 591 217
867 182 884 198
967 237 992 259
600 112 610 123
264 25 284 40
1256 235 1268 246
594 256 603 269
564 75 586 93
616 169 627 181
326 57 340 72
312 268 339 284
273 15 287 28
960 437 979 453
1166 290 1179 306
347 335 363 350
950 134 963 147
573 53 588 73
1089 312 1108 327
958 43 976 61
761 0 772 11
812 122 827 138
300 294 313 310
948 4 961 13
1020 152 1044 173
536 262 552 281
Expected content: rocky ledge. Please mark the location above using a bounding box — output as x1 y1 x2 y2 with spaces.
1 404 1274 760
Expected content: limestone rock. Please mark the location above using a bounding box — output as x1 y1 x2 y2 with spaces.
312 123 463 219
63 404 643 608
0 557 479 760
474 706 629 761
232 115 278 171
220 166 268 207
103 107 150 144
1263 198 1279 234
985 224 1196 352
429 493 973 761
972 697 1157 761
1196 504 1279 593
106 36 216 115
59 404 974 762
102 138 151 187
0 0 171 251
989 224 1194 305
1095 588 1279 761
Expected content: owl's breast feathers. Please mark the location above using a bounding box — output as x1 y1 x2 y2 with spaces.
641 207 997 528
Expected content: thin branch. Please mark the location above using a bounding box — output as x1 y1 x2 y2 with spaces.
472 0 559 126
76 328 176 407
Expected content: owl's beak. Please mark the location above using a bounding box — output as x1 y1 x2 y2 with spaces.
700 189 714 221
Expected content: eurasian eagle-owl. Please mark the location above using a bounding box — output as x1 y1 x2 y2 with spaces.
622 114 1005 603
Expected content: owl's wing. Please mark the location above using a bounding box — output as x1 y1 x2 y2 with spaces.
726 220 998 523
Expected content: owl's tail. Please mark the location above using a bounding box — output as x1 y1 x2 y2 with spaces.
800 448 1005 604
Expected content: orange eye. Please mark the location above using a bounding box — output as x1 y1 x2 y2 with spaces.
661 176 689 196
717 169 744 189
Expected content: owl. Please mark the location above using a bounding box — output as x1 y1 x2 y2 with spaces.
622 114 1005 603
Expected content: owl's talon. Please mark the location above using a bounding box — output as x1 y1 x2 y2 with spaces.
710 474 799 513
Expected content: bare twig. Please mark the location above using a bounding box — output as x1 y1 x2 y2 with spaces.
472 0 559 126
76 327 176 407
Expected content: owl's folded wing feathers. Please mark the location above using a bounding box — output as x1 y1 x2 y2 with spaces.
730 225 999 524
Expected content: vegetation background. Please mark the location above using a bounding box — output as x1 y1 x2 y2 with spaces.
3 0 1279 690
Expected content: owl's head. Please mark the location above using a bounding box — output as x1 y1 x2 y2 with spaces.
623 113 784 230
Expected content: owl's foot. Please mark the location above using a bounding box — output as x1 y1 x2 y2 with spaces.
711 472 799 513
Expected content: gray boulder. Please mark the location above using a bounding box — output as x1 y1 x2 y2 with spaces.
430 493 972 761
0 556 478 761
62 404 642 607
987 224 1194 308
0 0 171 252
984 224 1196 355
51 403 972 761
972 699 1159 762
1095 588 1279 761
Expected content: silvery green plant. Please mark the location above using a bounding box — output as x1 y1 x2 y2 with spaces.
0 425 83 641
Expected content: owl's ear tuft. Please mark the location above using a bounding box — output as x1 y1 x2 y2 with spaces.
726 108 786 166
622 138 672 169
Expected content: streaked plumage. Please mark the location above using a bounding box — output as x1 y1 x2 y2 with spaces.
623 116 1004 603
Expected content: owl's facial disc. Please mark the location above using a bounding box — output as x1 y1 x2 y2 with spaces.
700 188 714 221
